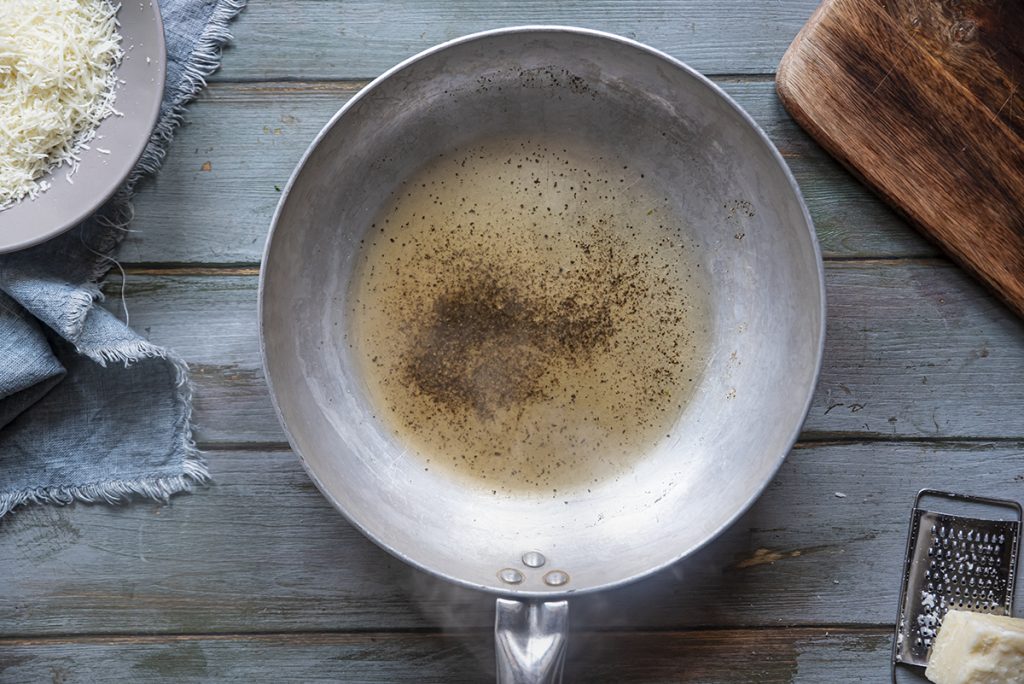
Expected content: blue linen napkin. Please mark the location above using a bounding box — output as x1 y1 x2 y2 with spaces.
0 0 246 517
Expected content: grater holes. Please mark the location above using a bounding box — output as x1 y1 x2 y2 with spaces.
926 523 1012 616
916 612 940 646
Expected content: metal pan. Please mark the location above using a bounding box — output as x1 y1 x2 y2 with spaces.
260 26 825 681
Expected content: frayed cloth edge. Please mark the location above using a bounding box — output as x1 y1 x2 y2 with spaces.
78 336 169 367
0 354 206 518
85 0 248 286
0 461 208 518
121 0 248 191
62 287 98 341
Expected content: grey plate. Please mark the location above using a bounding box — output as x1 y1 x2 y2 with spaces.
0 0 166 253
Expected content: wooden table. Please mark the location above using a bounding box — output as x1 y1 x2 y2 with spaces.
3 2 1024 681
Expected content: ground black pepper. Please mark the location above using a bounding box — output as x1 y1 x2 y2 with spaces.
350 135 709 494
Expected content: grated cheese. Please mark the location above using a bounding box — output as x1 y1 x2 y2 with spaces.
0 0 123 209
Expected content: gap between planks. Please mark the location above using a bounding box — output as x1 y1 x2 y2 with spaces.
793 435 1024 448
124 265 261 276
0 625 888 647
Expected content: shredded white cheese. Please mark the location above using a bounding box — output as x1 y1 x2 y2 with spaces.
0 0 123 208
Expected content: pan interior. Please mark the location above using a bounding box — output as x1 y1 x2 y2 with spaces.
261 29 823 595
347 131 712 496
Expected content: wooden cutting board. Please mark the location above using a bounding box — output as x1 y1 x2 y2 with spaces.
777 0 1024 317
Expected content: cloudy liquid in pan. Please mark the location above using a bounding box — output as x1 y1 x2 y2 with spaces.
349 135 709 494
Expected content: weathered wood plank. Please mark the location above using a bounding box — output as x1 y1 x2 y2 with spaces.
813 262 1024 439
213 0 820 82
121 81 933 266
1 442 1022 636
101 259 1024 445
0 628 891 682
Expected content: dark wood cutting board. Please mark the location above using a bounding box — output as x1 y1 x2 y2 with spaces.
777 0 1024 317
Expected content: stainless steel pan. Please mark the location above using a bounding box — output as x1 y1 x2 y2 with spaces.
260 26 825 681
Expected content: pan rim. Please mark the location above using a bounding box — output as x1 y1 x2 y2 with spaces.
258 25 827 598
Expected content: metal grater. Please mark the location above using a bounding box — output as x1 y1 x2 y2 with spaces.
892 489 1022 681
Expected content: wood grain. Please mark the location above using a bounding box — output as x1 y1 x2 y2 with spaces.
777 0 1024 317
883 0 1024 139
120 81 932 265
212 0 820 82
0 629 891 682
2 443 1023 636
99 261 1024 446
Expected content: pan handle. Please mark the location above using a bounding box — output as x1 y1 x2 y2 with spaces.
494 598 569 683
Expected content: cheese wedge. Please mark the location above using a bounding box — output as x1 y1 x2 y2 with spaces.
926 610 1024 684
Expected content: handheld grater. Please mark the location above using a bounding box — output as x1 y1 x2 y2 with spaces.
892 489 1022 682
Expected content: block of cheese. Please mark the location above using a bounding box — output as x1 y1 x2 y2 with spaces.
926 610 1024 684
